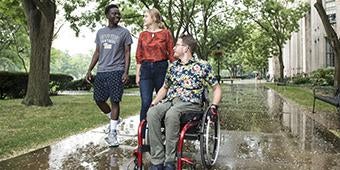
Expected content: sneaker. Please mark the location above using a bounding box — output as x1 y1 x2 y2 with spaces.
104 117 122 134
105 131 119 147
104 124 111 134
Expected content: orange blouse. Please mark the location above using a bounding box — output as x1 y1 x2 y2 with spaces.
136 29 175 64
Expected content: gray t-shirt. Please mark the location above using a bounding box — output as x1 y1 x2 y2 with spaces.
95 26 133 72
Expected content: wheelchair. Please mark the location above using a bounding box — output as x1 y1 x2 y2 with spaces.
129 95 221 170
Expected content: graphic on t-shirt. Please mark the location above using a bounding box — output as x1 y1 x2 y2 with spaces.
100 34 120 45
103 43 112 49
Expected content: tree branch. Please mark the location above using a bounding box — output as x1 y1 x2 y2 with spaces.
314 0 339 46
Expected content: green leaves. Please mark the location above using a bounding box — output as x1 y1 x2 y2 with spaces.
0 10 29 72
235 0 309 79
50 48 92 79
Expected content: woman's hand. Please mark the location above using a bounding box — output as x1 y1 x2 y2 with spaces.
135 74 140 86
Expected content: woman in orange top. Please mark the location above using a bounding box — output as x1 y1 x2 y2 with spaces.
136 8 175 123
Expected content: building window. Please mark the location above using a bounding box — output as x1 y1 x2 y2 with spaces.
325 0 336 25
326 39 335 67
327 13 336 24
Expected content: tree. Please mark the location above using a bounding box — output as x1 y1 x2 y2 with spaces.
211 24 247 77
237 0 309 81
50 48 92 79
0 28 30 72
21 0 56 106
314 0 340 87
240 26 272 75
64 0 228 60
8 0 229 106
0 0 29 72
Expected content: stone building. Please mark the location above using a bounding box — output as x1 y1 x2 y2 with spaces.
268 0 338 79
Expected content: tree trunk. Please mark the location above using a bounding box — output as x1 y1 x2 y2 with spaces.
21 0 56 106
277 45 284 82
314 0 340 88
335 54 340 87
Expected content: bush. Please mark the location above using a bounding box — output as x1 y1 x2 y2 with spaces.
0 72 73 99
310 68 334 86
125 75 137 88
0 72 137 99
60 74 137 91
62 78 92 91
49 74 74 95
0 72 27 99
291 73 311 85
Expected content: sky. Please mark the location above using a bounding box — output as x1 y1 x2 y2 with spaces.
52 23 96 56
52 24 138 56
52 9 138 57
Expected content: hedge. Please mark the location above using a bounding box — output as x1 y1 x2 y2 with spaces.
0 72 137 99
0 72 73 99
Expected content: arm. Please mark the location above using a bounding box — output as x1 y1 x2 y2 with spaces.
135 64 141 86
85 45 100 83
151 84 169 105
166 30 176 62
122 44 131 83
135 35 143 86
211 84 222 106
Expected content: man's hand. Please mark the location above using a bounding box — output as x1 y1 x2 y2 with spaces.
208 104 219 122
122 72 129 84
210 104 218 116
85 71 93 84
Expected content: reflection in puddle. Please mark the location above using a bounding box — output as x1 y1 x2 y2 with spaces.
0 116 139 170
218 85 339 169
0 84 339 169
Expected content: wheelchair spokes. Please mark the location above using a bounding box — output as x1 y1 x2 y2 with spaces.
133 106 221 170
200 112 220 168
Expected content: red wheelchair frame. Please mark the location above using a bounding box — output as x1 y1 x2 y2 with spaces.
131 105 221 170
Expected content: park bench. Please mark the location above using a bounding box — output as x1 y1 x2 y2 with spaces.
220 77 233 84
312 86 340 113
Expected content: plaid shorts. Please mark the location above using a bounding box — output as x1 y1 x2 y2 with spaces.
93 70 124 103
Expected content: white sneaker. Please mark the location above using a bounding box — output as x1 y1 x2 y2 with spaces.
104 118 122 134
104 124 111 134
105 131 119 147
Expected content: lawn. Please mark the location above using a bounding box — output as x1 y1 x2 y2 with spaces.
265 84 337 113
0 90 140 160
2 84 336 160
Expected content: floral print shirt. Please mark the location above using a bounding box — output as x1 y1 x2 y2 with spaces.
163 56 218 104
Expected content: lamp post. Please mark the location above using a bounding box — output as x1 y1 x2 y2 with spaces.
215 41 222 83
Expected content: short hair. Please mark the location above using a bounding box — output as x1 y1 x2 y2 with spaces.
105 4 119 15
179 34 197 52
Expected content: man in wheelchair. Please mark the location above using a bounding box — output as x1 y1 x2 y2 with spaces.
146 34 222 170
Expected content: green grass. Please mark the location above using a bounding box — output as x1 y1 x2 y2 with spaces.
265 84 337 113
0 92 140 160
2 84 336 160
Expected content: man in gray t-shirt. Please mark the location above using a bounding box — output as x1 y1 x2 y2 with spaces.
85 4 133 147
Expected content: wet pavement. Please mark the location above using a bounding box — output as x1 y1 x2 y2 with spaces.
0 83 339 170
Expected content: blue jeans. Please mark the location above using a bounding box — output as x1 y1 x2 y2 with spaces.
139 60 168 121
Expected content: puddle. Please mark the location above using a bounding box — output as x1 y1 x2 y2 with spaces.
0 84 339 169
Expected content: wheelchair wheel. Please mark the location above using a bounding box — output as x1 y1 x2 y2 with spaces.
199 111 220 169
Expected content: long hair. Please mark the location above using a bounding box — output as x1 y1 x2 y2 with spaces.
146 8 165 29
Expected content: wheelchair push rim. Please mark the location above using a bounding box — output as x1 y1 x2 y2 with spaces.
200 111 220 168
